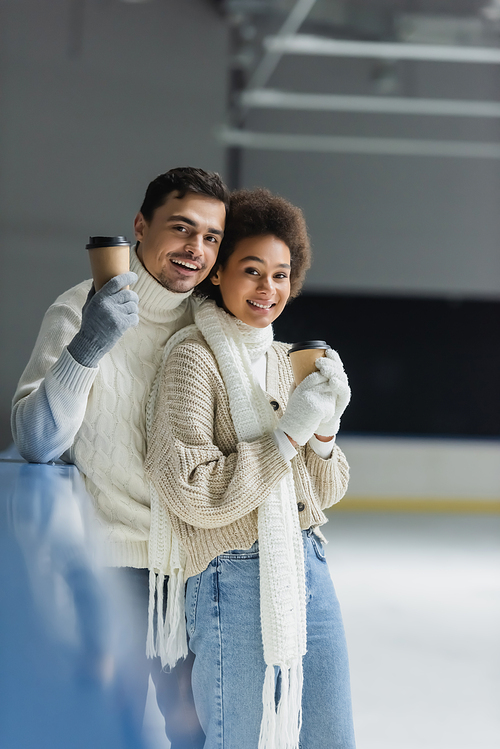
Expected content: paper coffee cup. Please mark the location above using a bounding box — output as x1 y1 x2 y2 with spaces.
86 236 130 291
288 340 331 385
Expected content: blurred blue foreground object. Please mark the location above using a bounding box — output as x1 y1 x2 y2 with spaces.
0 446 148 749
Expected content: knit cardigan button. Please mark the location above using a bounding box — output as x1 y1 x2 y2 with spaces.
270 400 279 411
297 502 305 512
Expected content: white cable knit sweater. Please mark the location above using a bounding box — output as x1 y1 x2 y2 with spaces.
12 249 194 568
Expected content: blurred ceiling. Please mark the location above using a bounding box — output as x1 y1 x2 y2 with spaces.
214 0 500 185
218 0 500 34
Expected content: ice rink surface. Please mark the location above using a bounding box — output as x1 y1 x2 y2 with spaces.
326 512 500 749
144 512 500 749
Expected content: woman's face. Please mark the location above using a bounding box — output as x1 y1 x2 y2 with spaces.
211 235 292 328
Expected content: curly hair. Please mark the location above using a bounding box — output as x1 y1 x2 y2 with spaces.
195 187 311 302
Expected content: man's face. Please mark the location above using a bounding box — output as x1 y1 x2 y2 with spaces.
134 191 226 293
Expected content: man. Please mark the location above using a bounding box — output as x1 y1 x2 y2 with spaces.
11 167 229 749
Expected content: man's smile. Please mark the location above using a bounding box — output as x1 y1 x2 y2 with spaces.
171 258 201 271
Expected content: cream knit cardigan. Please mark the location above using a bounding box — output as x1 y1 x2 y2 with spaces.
145 330 350 578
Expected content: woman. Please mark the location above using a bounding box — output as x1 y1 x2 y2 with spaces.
145 188 356 749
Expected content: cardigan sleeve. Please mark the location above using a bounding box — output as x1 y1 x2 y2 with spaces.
145 339 291 530
302 441 350 510
11 288 98 463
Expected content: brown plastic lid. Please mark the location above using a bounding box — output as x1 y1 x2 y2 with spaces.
86 236 130 249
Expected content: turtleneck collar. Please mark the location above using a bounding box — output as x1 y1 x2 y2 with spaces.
130 245 192 324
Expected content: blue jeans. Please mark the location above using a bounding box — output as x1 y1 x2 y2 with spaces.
185 529 356 749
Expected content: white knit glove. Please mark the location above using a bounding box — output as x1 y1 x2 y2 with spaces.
279 371 336 446
314 349 351 437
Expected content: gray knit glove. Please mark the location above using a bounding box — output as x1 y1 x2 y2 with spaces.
279 371 336 446
67 272 139 368
314 349 351 437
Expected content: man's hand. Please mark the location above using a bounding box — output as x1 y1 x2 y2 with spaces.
67 272 139 368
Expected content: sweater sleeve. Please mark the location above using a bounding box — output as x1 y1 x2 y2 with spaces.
11 294 98 463
303 441 350 510
145 340 291 530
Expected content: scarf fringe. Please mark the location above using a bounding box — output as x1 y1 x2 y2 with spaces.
146 569 157 658
258 660 303 749
146 569 188 668
164 568 188 666
259 665 277 749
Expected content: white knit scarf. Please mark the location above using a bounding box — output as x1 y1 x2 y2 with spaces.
147 299 307 749
146 323 195 668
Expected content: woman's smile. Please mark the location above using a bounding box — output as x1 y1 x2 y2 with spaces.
247 299 275 310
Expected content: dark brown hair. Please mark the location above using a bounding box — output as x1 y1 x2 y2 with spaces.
195 187 311 301
139 166 230 221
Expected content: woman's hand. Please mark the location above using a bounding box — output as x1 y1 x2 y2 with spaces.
314 349 351 437
279 371 336 446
